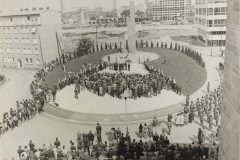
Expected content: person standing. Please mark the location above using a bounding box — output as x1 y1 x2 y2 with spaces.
168 113 172 122
74 87 78 99
87 131 95 145
198 128 203 145
167 121 172 135
207 82 210 93
96 123 102 135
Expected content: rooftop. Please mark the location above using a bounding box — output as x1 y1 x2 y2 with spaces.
0 10 61 17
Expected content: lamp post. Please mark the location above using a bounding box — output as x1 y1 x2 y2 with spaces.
95 25 98 46
121 89 131 134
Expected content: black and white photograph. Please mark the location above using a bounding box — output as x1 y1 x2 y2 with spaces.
0 0 239 159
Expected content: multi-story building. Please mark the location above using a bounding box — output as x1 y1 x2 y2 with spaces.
195 0 227 47
184 0 195 21
0 10 62 69
147 0 185 21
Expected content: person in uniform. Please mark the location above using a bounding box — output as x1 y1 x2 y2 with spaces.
74 87 78 99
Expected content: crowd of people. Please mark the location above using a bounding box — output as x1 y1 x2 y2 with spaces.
16 122 219 160
54 60 183 99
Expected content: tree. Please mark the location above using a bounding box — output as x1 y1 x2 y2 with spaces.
126 40 129 51
96 45 99 52
182 46 184 53
110 43 112 50
92 46 95 53
178 44 180 51
121 9 130 17
136 40 138 48
151 41 153 48
161 41 163 48
185 46 188 54
115 42 117 49
170 42 172 49
135 10 145 17
141 40 143 48
105 43 108 50
175 42 177 50
157 41 159 48
146 41 148 48
76 37 93 56
101 43 104 51
88 44 91 54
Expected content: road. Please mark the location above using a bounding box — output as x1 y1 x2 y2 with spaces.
0 68 35 116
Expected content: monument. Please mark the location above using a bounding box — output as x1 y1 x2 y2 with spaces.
127 1 136 54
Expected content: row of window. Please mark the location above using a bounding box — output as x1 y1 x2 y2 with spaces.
196 18 226 27
2 57 41 65
196 0 226 5
1 27 37 34
0 47 39 54
196 7 227 15
0 37 38 44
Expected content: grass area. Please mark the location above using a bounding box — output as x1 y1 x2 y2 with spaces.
171 36 207 47
45 49 117 88
45 48 207 96
142 48 207 95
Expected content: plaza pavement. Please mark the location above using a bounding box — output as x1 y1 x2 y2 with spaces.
0 45 223 159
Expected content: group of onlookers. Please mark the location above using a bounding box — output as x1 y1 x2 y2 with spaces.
16 122 219 160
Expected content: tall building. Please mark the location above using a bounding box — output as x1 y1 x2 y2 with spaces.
219 0 240 159
194 0 227 47
147 0 185 21
0 10 62 69
184 0 194 21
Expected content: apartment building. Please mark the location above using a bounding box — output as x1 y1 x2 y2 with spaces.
0 10 62 69
195 0 227 47
147 0 185 21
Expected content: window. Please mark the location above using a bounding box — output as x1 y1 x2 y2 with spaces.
26 38 30 44
21 38 26 44
25 27 29 33
13 27 18 33
214 7 226 15
208 0 213 3
208 8 213 15
36 59 41 65
10 48 14 53
196 8 199 14
29 58 33 64
7 28 11 33
8 57 12 62
15 38 19 44
207 20 213 27
9 38 13 44
2 57 6 62
20 27 24 33
24 58 29 64
16 48 21 54
2 28 6 33
196 18 199 24
28 48 32 54
214 19 227 27
6 48 10 53
33 38 38 44
4 38 9 44
34 48 39 54
12 57 15 63
31 28 36 34
199 8 202 15
203 8 206 15
0 38 2 43
23 48 27 54
0 48 3 53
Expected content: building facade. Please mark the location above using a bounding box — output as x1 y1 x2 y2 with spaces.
147 0 185 21
194 0 227 47
0 10 62 69
219 0 240 159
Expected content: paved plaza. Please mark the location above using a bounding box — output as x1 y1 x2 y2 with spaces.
0 45 223 159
